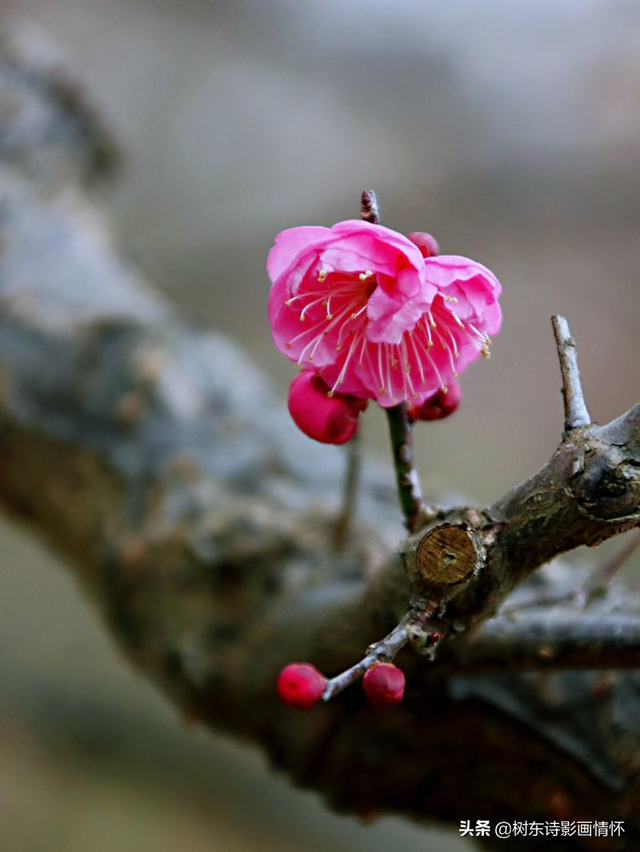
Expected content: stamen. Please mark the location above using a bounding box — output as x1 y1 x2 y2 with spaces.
399 338 415 399
329 329 363 395
299 295 328 321
415 316 433 349
377 345 385 394
287 320 326 349
407 331 426 386
444 326 460 357
357 334 368 367
423 347 447 391
466 321 491 347
285 289 329 306
449 309 465 329
384 344 394 402
358 270 374 281
291 301 356 365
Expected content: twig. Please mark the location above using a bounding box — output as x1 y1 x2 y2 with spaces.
360 189 380 225
501 531 640 617
332 428 361 551
577 528 640 608
322 616 410 701
551 315 591 432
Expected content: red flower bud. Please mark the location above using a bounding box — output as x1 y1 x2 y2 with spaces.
287 371 367 445
407 379 461 422
407 231 439 258
276 662 326 710
362 663 405 707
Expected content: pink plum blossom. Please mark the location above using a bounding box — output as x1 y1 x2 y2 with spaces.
268 220 501 408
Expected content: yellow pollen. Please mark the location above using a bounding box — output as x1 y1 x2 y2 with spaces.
405 363 411 373
285 299 292 307
482 348 491 359
318 269 328 282
430 318 436 329
359 270 374 281
327 390 334 397
326 314 333 320
441 386 448 394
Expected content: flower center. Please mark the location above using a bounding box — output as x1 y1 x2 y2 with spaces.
283 268 492 404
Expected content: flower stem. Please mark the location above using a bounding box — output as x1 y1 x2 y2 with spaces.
360 190 434 532
385 404 433 532
333 428 361 551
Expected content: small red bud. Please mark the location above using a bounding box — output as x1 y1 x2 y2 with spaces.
277 662 326 710
362 663 405 707
407 232 439 259
288 371 367 445
408 379 461 423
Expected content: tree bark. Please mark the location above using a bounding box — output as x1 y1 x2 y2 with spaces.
2 30 640 850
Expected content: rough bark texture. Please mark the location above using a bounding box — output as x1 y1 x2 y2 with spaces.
2 31 640 850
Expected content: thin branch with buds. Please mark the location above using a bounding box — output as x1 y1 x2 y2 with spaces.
322 616 410 700
552 314 591 431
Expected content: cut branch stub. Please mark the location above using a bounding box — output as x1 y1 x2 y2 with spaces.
414 523 481 588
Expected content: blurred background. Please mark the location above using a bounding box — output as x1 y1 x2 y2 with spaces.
1 0 639 849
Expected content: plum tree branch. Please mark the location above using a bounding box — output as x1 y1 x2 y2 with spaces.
552 314 591 432
2 32 640 849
